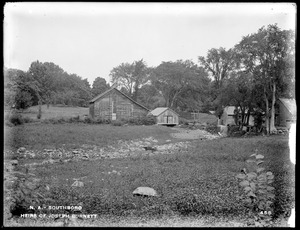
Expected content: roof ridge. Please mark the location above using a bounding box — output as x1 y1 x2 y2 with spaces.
89 87 149 111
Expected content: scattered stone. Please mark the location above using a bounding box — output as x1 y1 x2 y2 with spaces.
11 160 18 166
133 187 158 197
71 180 84 187
171 128 220 140
142 146 157 152
17 147 26 153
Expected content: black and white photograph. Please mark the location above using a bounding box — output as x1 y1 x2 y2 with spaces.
3 2 296 227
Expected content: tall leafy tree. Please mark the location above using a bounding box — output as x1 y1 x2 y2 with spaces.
198 47 237 90
110 59 150 100
137 84 165 110
92 77 110 97
221 72 256 127
4 68 35 109
28 60 56 109
236 24 295 133
151 60 210 110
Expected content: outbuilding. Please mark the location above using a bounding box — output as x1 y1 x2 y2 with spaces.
220 106 254 126
89 87 149 121
148 107 179 126
277 98 296 128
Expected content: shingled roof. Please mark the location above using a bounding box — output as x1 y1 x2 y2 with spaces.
149 107 179 116
89 87 149 111
278 98 296 117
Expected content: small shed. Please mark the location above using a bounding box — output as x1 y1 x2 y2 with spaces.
277 98 296 128
220 106 254 126
148 107 179 126
220 106 236 126
89 87 149 120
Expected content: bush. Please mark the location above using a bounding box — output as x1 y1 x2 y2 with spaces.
126 115 156 126
95 117 111 124
68 115 80 123
205 124 219 134
42 117 66 124
236 150 275 226
82 116 110 124
111 120 124 126
23 116 34 123
8 113 24 126
179 117 189 125
83 116 93 124
140 115 156 125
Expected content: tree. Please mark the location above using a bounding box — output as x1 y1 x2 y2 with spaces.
4 68 35 110
151 60 210 110
222 72 256 128
92 77 110 97
198 47 237 90
236 24 295 133
110 59 150 100
28 61 56 109
137 84 165 110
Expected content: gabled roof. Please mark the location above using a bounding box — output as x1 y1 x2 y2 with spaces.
89 87 149 111
149 107 179 117
278 98 296 116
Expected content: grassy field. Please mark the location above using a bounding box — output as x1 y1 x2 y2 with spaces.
3 115 295 226
4 123 179 151
12 105 89 120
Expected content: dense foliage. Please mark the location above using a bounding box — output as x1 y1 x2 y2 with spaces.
4 24 295 134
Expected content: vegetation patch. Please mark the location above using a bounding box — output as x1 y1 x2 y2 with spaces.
4 132 294 227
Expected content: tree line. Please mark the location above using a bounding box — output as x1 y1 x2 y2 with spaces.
4 24 295 133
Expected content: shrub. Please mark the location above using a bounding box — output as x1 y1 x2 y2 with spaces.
6 166 50 217
236 149 275 227
95 117 110 124
111 120 124 126
41 117 66 124
23 116 34 123
179 117 189 125
205 124 219 134
68 115 80 123
126 115 156 126
140 115 156 125
8 113 24 126
83 116 93 124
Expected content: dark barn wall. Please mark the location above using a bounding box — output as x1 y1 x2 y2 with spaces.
90 90 148 120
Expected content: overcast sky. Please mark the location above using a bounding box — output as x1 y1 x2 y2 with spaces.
4 2 296 86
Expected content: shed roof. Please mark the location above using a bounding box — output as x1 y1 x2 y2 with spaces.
89 87 149 111
149 107 179 117
278 98 296 116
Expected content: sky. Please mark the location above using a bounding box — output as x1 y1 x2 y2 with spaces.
4 2 296 86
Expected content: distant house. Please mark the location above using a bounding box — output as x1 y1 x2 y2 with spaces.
220 106 254 126
148 107 179 126
276 98 296 128
89 87 149 120
220 106 236 126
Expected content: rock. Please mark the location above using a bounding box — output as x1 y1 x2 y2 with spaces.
133 187 158 197
72 150 80 155
17 147 26 153
71 180 84 187
11 160 18 166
